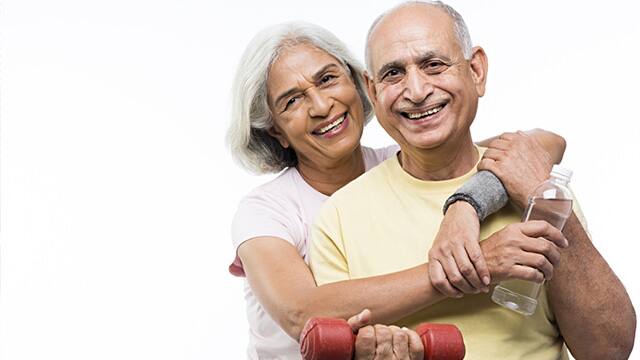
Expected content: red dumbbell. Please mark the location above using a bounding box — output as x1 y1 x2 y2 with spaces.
300 317 465 360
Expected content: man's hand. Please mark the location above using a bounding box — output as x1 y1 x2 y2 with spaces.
429 201 489 297
480 220 568 283
478 131 554 209
347 310 424 360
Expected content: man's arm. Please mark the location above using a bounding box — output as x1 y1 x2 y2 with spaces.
547 213 636 359
477 132 636 358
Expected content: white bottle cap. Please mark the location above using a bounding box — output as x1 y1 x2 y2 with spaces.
551 165 572 181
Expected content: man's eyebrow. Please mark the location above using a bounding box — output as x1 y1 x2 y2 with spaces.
273 63 340 108
416 51 453 64
376 51 454 79
377 61 404 80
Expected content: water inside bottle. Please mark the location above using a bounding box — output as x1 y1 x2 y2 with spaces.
492 197 573 315
523 198 573 229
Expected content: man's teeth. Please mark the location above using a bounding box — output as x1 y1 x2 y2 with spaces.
406 105 443 119
317 115 346 134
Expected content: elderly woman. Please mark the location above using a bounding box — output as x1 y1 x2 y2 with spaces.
227 22 565 359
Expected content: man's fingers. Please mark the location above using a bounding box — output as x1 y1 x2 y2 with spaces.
466 241 491 289
521 238 562 266
520 220 568 248
510 264 545 283
516 252 554 280
348 309 372 332
429 260 462 298
441 256 476 294
354 325 376 360
452 245 484 292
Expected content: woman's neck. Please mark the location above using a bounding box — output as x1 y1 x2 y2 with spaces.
296 146 365 196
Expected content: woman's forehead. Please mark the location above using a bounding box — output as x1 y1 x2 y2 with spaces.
267 43 344 98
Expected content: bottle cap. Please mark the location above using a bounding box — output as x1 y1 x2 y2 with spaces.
551 165 572 181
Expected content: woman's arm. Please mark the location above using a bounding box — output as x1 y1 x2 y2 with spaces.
477 128 566 164
238 236 445 340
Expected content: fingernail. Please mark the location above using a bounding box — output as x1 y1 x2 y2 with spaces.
455 293 463 298
564 239 569 247
482 287 490 293
482 276 490 285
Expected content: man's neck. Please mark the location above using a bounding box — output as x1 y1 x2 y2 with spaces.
399 132 478 181
296 146 365 196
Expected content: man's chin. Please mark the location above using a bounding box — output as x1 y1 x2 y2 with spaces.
401 132 448 151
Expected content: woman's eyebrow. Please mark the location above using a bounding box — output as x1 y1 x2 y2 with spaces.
273 63 341 108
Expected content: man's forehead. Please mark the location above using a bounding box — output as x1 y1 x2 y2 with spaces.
367 5 457 71
369 25 456 72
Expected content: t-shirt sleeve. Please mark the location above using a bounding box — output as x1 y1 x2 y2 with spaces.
570 190 590 236
228 191 302 277
309 200 350 286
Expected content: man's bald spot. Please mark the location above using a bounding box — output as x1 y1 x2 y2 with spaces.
365 1 471 74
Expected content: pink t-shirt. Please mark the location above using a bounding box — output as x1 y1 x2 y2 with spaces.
229 145 398 360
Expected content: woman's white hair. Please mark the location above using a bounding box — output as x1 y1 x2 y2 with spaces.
226 22 373 174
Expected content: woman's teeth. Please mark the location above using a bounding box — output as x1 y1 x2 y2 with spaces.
406 105 443 119
316 114 346 135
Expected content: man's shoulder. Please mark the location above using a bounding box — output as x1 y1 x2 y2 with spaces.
328 157 395 206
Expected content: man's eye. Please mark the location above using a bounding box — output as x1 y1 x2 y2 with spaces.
424 61 447 72
383 69 401 79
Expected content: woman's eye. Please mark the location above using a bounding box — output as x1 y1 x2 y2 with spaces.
320 74 336 84
284 96 299 111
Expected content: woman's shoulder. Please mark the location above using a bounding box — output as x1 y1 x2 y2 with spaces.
241 167 299 201
362 144 399 170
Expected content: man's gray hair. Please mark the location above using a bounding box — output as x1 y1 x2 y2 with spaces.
226 22 374 174
365 0 473 73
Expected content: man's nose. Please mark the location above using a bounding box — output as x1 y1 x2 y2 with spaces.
403 68 433 104
307 89 332 118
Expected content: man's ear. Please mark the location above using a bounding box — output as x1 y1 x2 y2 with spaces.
267 125 289 149
363 71 378 106
469 46 489 97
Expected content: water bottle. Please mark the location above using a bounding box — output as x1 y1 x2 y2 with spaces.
491 165 573 315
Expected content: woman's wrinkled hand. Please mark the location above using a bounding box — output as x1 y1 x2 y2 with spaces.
478 131 554 210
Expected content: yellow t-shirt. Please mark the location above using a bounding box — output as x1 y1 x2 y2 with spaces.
310 147 578 360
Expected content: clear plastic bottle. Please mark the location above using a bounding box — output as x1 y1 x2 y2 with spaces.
491 165 573 315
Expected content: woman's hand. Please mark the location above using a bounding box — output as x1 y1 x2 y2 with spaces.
478 131 555 210
348 310 423 360
428 201 489 297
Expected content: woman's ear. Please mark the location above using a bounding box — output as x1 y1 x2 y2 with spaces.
267 125 290 148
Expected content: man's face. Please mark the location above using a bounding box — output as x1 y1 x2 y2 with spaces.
365 5 487 151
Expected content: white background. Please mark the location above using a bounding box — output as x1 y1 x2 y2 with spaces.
1 1 638 359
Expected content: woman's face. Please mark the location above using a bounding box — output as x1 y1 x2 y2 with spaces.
266 43 365 169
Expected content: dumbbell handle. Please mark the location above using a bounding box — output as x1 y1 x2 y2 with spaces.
300 318 465 360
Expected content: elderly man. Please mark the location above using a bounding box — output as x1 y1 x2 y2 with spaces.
309 1 635 359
